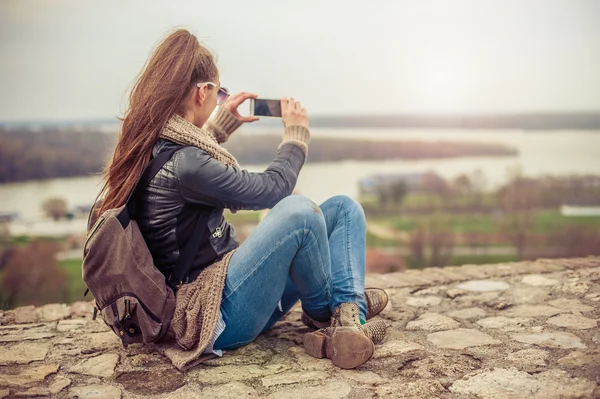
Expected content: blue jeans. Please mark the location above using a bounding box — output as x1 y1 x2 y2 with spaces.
213 194 368 350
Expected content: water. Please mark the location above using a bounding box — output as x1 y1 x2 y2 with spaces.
1 128 599 220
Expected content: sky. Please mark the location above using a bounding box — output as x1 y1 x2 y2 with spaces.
1 0 599 121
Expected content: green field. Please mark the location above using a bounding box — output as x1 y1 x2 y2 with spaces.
360 192 498 209
366 231 399 247
61 259 87 303
402 192 498 209
224 209 261 224
221 200 600 240
370 209 600 237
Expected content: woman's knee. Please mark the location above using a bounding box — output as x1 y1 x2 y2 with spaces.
324 195 366 227
272 194 325 227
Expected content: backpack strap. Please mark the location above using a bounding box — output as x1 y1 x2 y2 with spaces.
126 147 182 218
125 145 213 289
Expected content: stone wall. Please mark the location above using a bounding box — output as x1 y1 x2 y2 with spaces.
1 257 599 398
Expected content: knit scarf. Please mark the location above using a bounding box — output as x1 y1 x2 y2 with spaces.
153 113 240 370
160 113 240 168
156 250 236 371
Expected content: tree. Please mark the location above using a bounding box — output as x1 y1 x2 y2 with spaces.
408 226 426 266
499 167 540 259
470 168 488 210
0 223 10 270
0 240 68 308
452 174 472 197
408 221 455 268
376 180 408 208
547 226 600 258
42 197 68 220
389 180 409 206
452 173 473 210
422 172 451 207
429 228 455 267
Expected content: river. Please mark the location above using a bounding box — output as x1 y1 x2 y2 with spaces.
1 128 599 220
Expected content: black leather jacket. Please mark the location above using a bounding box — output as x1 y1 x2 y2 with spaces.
136 137 306 284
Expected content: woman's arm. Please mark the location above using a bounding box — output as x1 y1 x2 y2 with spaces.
179 98 310 210
177 138 307 211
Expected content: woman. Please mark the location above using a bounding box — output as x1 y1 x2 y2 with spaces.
98 28 389 370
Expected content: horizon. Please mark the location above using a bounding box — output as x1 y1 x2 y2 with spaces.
3 109 600 125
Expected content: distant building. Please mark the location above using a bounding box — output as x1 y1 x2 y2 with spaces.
561 203 600 217
0 211 19 223
358 171 444 196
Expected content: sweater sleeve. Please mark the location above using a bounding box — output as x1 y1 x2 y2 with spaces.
203 106 243 144
279 125 310 157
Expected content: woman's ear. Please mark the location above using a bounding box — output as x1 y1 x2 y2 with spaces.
196 84 207 106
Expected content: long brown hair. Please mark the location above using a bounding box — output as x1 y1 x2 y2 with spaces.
97 29 218 215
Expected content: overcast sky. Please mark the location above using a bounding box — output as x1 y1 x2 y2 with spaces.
1 0 599 121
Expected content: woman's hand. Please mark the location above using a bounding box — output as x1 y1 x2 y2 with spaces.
281 97 309 129
223 92 259 123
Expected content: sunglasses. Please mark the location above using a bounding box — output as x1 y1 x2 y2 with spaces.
196 82 230 105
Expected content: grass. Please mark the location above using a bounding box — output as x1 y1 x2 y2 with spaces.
370 209 600 237
401 192 498 208
366 231 399 247
531 210 600 233
364 190 600 237
60 259 87 303
11 235 66 245
372 212 502 235
223 210 261 224
360 192 498 209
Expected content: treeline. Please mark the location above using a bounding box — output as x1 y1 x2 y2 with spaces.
0 127 516 183
224 135 517 163
0 127 115 183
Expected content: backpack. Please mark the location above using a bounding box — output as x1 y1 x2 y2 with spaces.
82 146 210 347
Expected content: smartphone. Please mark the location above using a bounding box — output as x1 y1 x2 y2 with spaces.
249 98 282 118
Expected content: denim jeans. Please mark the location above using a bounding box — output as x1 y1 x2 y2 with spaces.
213 194 368 350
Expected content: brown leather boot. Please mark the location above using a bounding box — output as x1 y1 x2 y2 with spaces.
303 302 389 369
365 288 389 320
301 288 389 330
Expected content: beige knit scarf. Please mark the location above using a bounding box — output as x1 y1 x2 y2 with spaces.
153 113 240 371
156 250 236 371
160 113 240 168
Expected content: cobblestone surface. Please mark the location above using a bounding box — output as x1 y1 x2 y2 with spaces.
0 256 599 398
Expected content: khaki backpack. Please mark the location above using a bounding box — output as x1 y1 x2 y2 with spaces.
82 146 210 347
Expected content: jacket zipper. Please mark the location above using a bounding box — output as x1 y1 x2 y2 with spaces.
211 218 227 239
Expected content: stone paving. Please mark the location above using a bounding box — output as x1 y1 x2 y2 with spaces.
0 256 599 398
